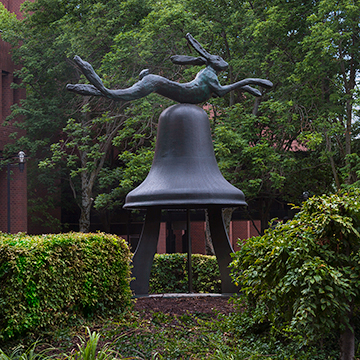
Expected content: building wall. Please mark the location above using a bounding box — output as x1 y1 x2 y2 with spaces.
231 219 261 251
157 219 260 255
0 0 28 233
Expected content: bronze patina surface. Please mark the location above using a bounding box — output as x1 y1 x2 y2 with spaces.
67 33 272 104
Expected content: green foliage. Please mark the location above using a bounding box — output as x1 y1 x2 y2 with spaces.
67 327 122 360
0 341 54 360
149 254 221 294
0 3 17 30
0 0 156 231
230 188 360 345
1 311 340 359
0 232 132 340
3 0 359 234
0 327 128 360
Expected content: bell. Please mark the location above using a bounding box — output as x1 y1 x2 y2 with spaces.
124 104 247 296
123 104 247 209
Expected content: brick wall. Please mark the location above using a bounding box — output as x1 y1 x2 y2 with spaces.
156 219 261 255
0 165 27 232
0 0 28 233
157 222 166 254
190 221 206 254
231 219 261 251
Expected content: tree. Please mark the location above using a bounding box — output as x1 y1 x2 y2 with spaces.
292 0 360 187
231 188 360 360
178 0 333 232
89 0 332 235
4 0 357 234
40 111 124 232
250 0 360 189
212 102 333 232
0 0 155 231
205 0 360 231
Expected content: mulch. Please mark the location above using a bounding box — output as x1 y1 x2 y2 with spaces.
133 295 237 318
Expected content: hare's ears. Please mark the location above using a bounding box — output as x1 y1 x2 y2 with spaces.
170 55 207 66
185 33 212 59
170 33 212 66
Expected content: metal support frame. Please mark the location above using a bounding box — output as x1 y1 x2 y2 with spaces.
131 205 238 296
207 206 239 294
130 207 161 296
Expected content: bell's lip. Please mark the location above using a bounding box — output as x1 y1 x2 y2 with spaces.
123 197 248 210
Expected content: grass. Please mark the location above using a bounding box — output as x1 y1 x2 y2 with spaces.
0 300 342 360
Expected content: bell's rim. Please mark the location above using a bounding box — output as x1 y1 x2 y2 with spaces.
123 199 248 210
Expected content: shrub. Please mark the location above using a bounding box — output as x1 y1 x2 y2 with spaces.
0 232 132 340
230 188 360 359
149 253 221 293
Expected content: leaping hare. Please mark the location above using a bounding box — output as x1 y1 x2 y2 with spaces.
66 33 273 104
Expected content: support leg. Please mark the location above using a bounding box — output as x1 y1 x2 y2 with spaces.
131 208 161 296
207 206 239 294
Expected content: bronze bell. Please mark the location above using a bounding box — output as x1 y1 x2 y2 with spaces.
124 104 247 209
124 104 247 296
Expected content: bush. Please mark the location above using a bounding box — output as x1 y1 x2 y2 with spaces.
230 189 360 358
0 232 132 340
149 253 221 293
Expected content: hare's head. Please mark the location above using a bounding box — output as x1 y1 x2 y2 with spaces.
170 33 228 72
185 33 228 72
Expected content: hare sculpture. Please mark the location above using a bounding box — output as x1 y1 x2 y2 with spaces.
67 33 272 104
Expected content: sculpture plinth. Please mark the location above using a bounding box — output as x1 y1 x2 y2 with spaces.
124 104 247 295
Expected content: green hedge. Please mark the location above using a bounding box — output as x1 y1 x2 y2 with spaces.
0 232 132 340
149 253 221 293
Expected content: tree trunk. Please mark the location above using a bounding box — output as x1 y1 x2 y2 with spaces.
205 208 236 255
325 132 340 190
339 316 355 360
341 33 355 186
79 182 92 233
79 151 93 233
260 197 273 235
222 207 235 236
204 209 215 255
344 97 353 185
252 94 261 116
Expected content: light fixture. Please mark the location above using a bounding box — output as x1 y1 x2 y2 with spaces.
18 151 25 173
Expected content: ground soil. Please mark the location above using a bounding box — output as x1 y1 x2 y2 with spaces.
133 295 236 318
8 295 237 357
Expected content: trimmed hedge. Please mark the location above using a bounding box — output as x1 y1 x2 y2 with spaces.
149 253 221 293
0 232 132 340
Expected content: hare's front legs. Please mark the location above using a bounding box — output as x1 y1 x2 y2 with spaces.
239 85 262 97
213 78 273 97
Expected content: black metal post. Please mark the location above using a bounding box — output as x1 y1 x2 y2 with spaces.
7 163 10 233
208 206 239 294
187 208 193 293
131 208 161 296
